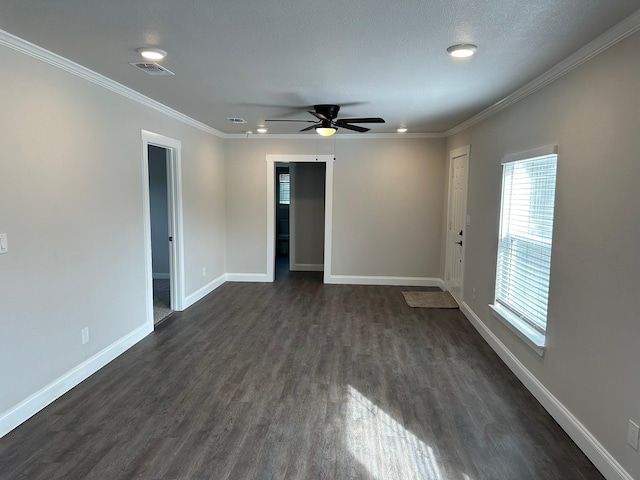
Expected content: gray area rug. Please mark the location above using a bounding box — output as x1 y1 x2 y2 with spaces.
402 291 459 309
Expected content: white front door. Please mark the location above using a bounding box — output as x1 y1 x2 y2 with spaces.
445 146 469 304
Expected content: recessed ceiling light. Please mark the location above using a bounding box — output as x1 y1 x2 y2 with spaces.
256 127 268 134
137 48 167 61
447 44 477 58
397 127 408 133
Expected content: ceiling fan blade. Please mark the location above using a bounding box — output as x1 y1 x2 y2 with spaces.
265 119 317 123
337 117 385 124
299 124 318 132
309 111 330 121
335 123 369 133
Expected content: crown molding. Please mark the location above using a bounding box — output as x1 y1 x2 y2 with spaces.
0 29 226 138
223 132 445 140
445 9 640 137
3 7 639 142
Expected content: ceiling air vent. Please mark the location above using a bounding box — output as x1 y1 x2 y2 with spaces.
129 62 175 76
226 117 248 124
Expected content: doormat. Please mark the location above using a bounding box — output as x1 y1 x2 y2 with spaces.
402 291 459 309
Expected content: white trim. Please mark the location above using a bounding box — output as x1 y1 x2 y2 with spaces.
184 274 226 308
0 323 152 438
265 155 334 284
327 275 444 287
166 144 185 312
266 160 276 281
290 263 324 272
0 30 224 138
289 163 297 269
445 10 640 137
502 145 557 164
153 273 170 280
489 303 546 357
460 302 634 480
225 273 269 282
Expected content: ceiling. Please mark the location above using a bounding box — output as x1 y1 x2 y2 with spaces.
1 1 639 135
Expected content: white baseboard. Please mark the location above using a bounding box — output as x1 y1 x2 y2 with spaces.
0 323 152 438
225 273 269 282
183 273 226 309
327 275 443 287
460 302 633 480
184 274 227 309
290 263 324 272
152 273 170 280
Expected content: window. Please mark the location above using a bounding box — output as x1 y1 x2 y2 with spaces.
490 146 557 354
279 173 290 205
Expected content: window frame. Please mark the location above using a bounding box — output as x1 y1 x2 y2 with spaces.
489 145 558 357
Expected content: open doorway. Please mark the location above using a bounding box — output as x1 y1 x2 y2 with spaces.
141 130 185 329
266 154 334 283
273 162 327 281
148 145 173 323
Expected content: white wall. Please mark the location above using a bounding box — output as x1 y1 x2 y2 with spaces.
0 42 226 429
331 138 445 279
447 31 640 479
292 162 325 268
224 137 446 281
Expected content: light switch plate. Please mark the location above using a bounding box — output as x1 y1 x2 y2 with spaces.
0 233 7 254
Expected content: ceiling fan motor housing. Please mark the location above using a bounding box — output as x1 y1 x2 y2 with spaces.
314 104 340 120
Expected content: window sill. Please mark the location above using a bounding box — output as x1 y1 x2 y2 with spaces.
489 304 546 357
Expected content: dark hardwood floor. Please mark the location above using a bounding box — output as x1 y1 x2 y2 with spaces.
0 270 604 479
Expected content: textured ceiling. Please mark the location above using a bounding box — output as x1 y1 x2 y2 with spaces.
1 1 639 134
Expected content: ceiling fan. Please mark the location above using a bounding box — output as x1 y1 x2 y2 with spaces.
265 104 385 136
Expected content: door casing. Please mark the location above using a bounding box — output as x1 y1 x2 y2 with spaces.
266 154 334 283
141 130 185 328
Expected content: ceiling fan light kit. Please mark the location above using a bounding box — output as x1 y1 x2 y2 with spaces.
316 127 336 137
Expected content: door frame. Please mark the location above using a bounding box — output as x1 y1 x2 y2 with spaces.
141 130 185 328
444 145 470 304
266 154 334 283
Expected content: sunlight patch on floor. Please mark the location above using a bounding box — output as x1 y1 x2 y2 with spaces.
346 385 473 480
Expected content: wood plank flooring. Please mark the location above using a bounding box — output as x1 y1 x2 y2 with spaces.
0 270 604 479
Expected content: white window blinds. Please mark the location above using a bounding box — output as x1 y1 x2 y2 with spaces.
279 173 290 205
495 151 557 333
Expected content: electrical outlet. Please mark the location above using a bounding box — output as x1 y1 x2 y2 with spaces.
472 288 476 300
202 267 206 277
82 327 89 345
628 421 639 451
